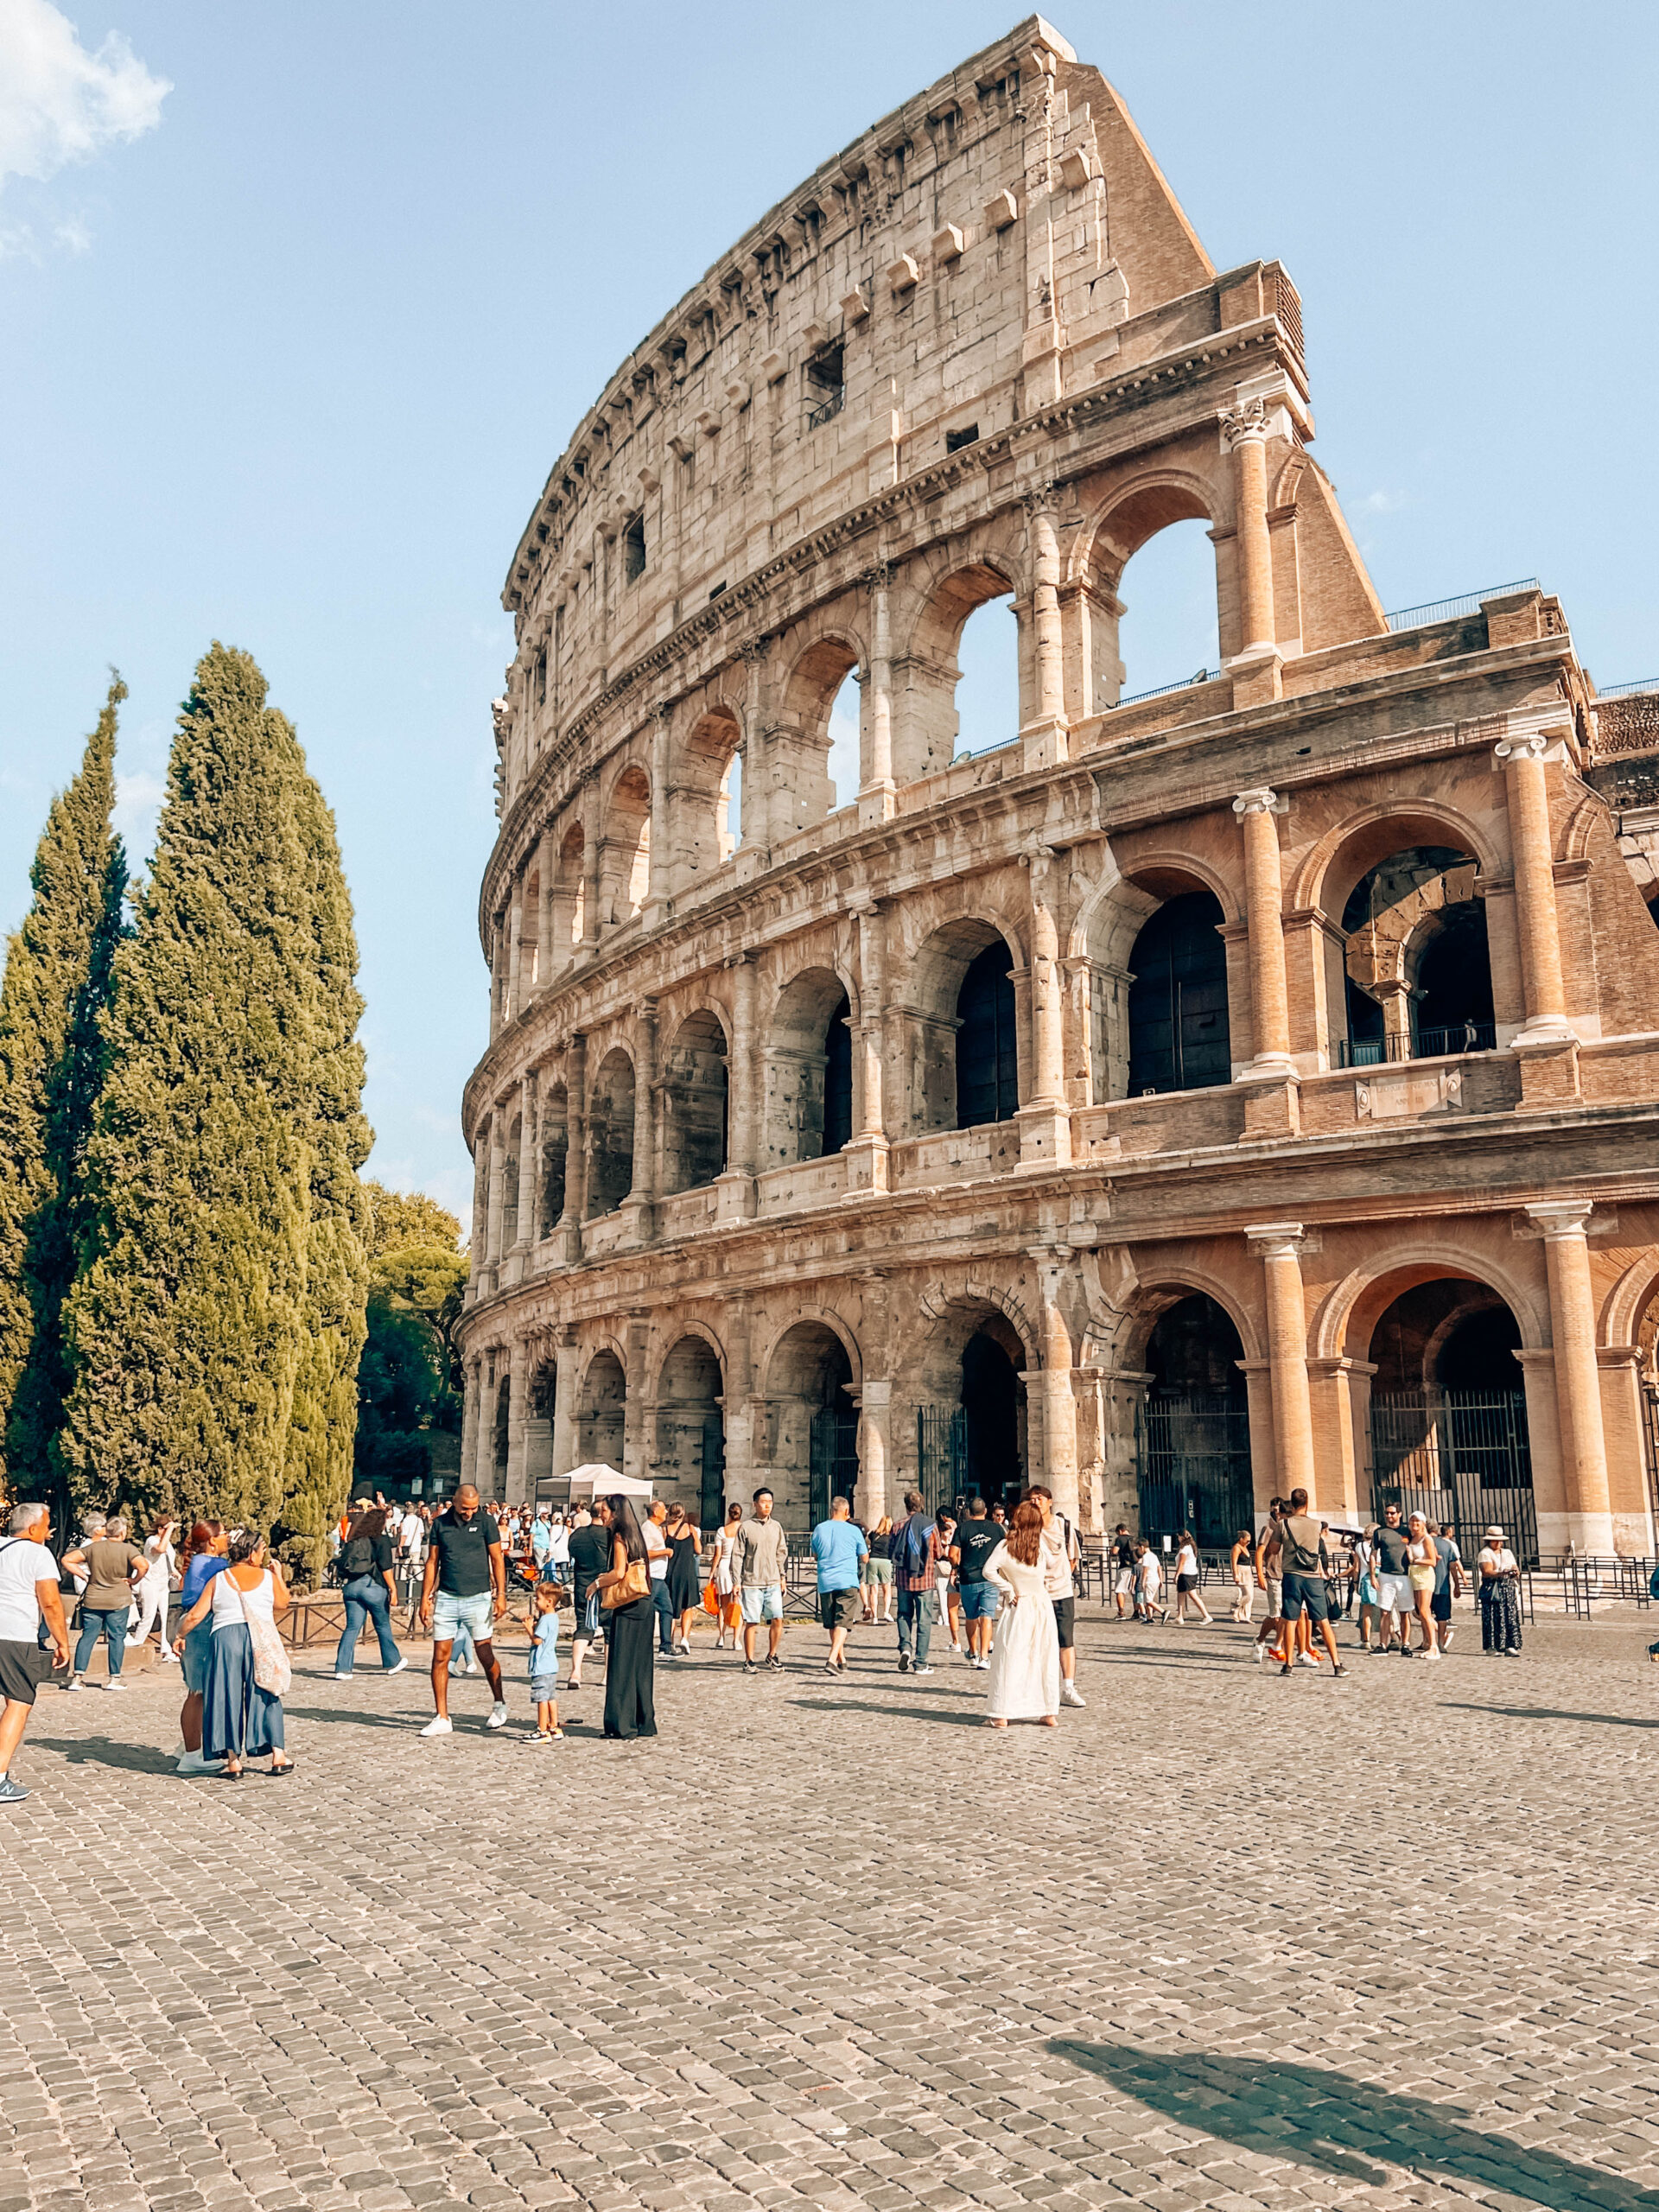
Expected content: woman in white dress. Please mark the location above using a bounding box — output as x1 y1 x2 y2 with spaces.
981 1500 1060 1728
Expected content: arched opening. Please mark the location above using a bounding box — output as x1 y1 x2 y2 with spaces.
1126 889 1231 1095
491 1370 511 1493
1135 1293 1250 1546
763 968 853 1167
916 1308 1027 1516
552 823 586 958
661 1010 728 1192
765 1320 856 1529
827 667 861 810
655 1335 725 1532
539 1083 568 1232
894 563 1016 785
500 1115 522 1248
1085 485 1217 714
522 863 543 995
598 764 651 929
527 1360 557 1501
1367 1278 1534 1562
576 1348 626 1471
681 709 742 882
775 639 850 836
1340 847 1495 1064
907 918 1022 1134
956 941 1019 1128
586 1049 635 1217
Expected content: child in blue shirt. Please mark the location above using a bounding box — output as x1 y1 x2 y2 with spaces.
523 1580 564 1741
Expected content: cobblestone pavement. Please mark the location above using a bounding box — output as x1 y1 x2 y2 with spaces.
3 1606 1657 2212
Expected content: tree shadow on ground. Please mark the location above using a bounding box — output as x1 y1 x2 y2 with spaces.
1049 2041 1659 2212
1441 1702 1659 1730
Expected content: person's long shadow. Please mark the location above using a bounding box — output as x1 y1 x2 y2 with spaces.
1443 1702 1659 1731
29 1735 175 1775
1049 2042 1659 2211
283 1705 425 1731
786 1698 987 1729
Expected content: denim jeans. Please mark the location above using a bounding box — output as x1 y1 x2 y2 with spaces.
652 1579 675 1653
73 1605 129 1677
895 1587 937 1667
335 1575 401 1674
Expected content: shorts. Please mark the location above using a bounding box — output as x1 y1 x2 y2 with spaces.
1281 1571 1329 1623
818 1587 861 1630
958 1581 1001 1621
1430 1585 1452 1622
1176 1574 1198 1594
530 1668 560 1696
1408 1563 1437 1595
0 1638 47 1706
1266 1578 1283 1617
1114 1568 1135 1597
741 1585 783 1625
865 1559 893 1586
1376 1572 1412 1612
433 1589 495 1643
1052 1596 1075 1650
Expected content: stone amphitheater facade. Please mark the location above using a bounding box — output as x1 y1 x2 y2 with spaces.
457 16 1659 1560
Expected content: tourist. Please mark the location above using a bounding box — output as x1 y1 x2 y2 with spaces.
810 1494 867 1674
333 1502 408 1679
888 1489 943 1677
709 1501 742 1649
396 1503 425 1618
594 1495 656 1738
1255 1498 1287 1628
175 1522 228 1774
1263 1489 1346 1680
175 1529 295 1779
1371 1503 1414 1655
932 1509 961 1651
522 1579 564 1741
1028 1487 1085 1707
980 1499 1059 1730
1228 1528 1255 1623
547 1511 572 1588
416 1484 509 1735
564 1497 613 1692
129 1517 180 1662
1477 1524 1522 1656
1354 1526 1382 1652
66 1516 147 1692
1133 1540 1166 1623
1169 1529 1213 1627
1428 1516 1465 1651
529 1506 554 1580
734 1488 789 1676
664 1503 702 1654
863 1514 894 1625
1405 1512 1440 1659
645 1497 676 1658
950 1495 1003 1669
0 1502 70 1806
1111 1523 1136 1619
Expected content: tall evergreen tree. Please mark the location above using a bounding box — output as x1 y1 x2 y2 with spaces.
0 678 127 1524
61 645 335 1529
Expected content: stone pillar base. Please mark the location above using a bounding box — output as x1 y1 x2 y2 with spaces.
1227 647 1282 708
500 1248 527 1287
858 783 897 827
842 1135 890 1192
553 1218 582 1267
1536 1509 1617 1558
1016 1101 1073 1168
1239 1073 1301 1141
713 1169 756 1223
618 1196 653 1247
1515 1035 1581 1111
1019 718 1069 772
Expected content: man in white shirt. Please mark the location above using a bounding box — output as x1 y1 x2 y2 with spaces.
0 1501 70 1806
644 1498 675 1656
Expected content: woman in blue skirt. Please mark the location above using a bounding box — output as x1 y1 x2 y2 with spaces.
175 1530 295 1778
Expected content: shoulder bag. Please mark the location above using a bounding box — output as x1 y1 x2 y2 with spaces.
601 1555 651 1610
232 1571 293 1697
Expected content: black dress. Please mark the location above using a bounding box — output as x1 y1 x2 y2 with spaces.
602 1597 657 1738
665 1530 700 1615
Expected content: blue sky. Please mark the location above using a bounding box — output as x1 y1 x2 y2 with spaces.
3 1 1655 1223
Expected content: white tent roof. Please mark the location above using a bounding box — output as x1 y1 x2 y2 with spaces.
560 1463 653 1498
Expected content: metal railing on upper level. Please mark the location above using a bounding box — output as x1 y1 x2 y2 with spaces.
1596 678 1659 701
805 386 845 429
1337 1022 1497 1067
1383 578 1538 632
1109 668 1221 709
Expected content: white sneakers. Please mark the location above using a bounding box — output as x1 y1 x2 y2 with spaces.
1060 1681 1086 1707
486 1701 509 1730
418 1714 453 1737
175 1749 224 1776
385 1656 409 1675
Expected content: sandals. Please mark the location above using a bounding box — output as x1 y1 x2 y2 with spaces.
263 1760 296 1777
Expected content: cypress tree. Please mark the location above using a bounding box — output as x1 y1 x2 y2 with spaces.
0 678 127 1524
61 645 317 1529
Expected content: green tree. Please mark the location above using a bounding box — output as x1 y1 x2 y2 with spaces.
366 1185 462 1257
354 1181 467 1491
61 645 365 1533
0 677 127 1523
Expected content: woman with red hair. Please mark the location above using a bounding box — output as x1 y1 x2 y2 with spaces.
980 1499 1060 1729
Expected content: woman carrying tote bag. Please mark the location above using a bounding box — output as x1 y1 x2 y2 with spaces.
175 1530 294 1778
594 1497 656 1740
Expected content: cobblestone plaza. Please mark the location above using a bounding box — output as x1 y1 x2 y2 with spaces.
3 1618 1656 2212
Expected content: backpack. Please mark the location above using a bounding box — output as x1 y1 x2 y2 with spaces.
890 1513 934 1577
1280 1517 1325 1576
335 1532 377 1580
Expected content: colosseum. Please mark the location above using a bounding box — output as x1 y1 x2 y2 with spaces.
458 15 1659 1563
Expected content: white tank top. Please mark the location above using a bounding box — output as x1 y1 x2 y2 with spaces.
211 1567 276 1632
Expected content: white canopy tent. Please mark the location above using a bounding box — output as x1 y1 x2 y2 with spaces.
560 1463 653 1500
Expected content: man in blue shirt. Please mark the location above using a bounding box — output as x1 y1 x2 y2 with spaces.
810 1496 868 1675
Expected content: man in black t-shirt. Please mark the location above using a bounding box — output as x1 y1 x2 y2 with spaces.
416 1485 507 1736
1370 1502 1414 1655
565 1501 613 1693
949 1496 1004 1670
1111 1524 1136 1618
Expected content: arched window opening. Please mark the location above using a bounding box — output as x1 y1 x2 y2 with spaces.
766 1320 855 1529
662 1010 728 1193
721 751 742 854
1111 519 1220 702
764 969 853 1166
915 1309 1027 1517
950 594 1019 761
1368 1279 1534 1562
500 1115 522 1248
526 1360 558 1503
778 639 854 836
586 1050 636 1217
827 668 861 810
492 1371 511 1488
539 1084 568 1234
599 766 651 929
961 1329 1025 1515
1136 1293 1250 1546
1341 848 1494 1064
576 1349 626 1471
893 565 1014 785
682 710 742 880
655 1336 725 1534
554 823 585 957
1126 891 1230 1095
523 868 542 994
956 942 1019 1128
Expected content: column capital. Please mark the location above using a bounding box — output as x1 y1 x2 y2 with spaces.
1523 1199 1595 1241
1232 785 1286 817
1218 397 1271 449
1494 731 1551 764
1245 1220 1307 1261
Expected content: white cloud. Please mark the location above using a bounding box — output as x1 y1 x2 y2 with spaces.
112 766 163 858
0 0 169 192
1357 490 1411 517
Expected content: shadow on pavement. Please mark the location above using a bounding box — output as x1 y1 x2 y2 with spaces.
29 1736 175 1774
1441 1702 1659 1730
1049 2041 1659 2211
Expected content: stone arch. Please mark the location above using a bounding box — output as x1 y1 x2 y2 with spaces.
912 1287 1035 1511
1073 472 1223 711
1113 864 1236 1097
1563 791 1602 866
586 1046 636 1217
575 1343 627 1471
902 912 1026 1134
760 1314 861 1525
539 1079 568 1231
1116 1269 1264 1370
551 817 587 959
917 1279 1040 1370
598 760 651 927
1271 450 1309 510
653 1330 726 1525
761 963 857 1168
1600 1249 1659 1353
661 1006 729 1193
678 706 744 882
1287 800 1502 922
500 1111 523 1247
1312 1247 1547 1364
891 554 1020 785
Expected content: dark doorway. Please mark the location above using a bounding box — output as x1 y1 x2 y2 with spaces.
1136 1293 1251 1545
822 992 853 1154
963 1330 1024 1512
1126 892 1230 1095
1414 902 1495 1048
956 940 1019 1127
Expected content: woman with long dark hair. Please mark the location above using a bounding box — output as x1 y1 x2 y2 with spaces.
333 1503 407 1679
175 1521 227 1775
594 1497 656 1738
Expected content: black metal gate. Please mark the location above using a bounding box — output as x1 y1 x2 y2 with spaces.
1135 1392 1254 1548
808 1406 859 1528
1642 1382 1659 1536
1369 1389 1537 1567
699 1414 726 1536
917 1405 967 1519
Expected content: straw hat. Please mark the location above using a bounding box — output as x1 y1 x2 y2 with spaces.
1484 1524 1505 1541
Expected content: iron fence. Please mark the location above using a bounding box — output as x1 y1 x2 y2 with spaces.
1369 1388 1537 1566
1338 1022 1497 1067
1135 1393 1255 1551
